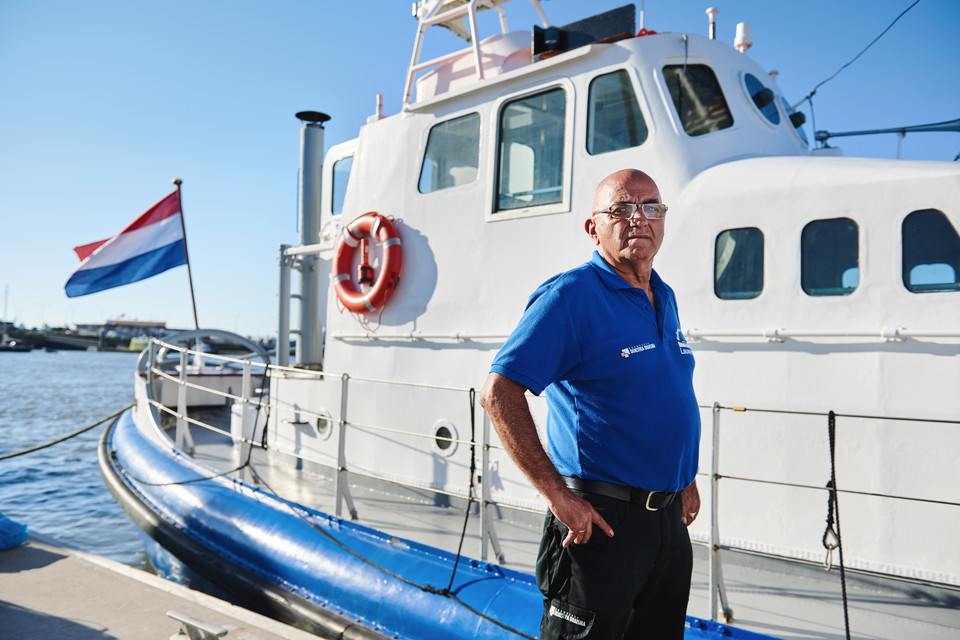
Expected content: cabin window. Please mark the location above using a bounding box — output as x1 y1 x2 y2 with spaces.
801 218 859 296
902 209 960 292
662 64 733 136
715 228 763 299
331 155 353 215
744 73 779 125
587 70 648 154
496 88 566 211
418 113 481 194
781 97 809 145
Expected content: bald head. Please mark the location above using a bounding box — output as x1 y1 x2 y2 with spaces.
592 169 660 213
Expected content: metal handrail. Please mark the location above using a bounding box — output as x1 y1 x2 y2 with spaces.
141 336 959 613
685 327 960 342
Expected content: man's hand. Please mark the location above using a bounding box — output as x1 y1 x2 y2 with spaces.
680 478 701 527
547 488 615 547
479 373 614 546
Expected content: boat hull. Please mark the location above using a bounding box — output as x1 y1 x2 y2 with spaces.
98 409 542 640
99 409 778 640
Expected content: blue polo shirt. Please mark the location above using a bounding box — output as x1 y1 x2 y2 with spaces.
490 251 700 492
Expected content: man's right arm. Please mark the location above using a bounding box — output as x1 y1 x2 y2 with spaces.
479 372 613 546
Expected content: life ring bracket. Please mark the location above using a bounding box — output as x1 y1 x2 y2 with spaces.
332 212 403 314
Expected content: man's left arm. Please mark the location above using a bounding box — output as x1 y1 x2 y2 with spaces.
680 478 700 526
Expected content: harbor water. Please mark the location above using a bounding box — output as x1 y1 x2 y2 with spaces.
0 349 147 567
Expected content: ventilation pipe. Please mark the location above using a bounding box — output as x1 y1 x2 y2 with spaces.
706 7 718 39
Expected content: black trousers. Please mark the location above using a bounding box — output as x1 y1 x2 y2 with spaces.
536 491 692 640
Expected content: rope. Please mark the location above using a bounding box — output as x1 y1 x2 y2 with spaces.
715 403 960 425
443 388 479 594
117 455 252 487
0 403 134 461
822 411 851 639
241 464 535 639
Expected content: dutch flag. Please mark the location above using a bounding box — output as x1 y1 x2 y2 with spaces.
65 190 187 298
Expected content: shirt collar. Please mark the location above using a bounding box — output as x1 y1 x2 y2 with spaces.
589 250 663 293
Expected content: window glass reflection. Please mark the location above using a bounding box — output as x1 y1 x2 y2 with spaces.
715 227 763 299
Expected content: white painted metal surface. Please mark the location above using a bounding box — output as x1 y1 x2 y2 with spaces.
295 1 960 588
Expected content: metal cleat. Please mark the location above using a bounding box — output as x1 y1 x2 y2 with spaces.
167 610 228 640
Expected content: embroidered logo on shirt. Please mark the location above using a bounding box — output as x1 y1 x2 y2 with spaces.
620 342 656 357
676 329 692 355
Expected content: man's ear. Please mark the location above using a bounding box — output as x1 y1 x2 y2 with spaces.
584 217 600 245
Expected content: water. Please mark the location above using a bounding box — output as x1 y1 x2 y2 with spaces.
0 349 147 567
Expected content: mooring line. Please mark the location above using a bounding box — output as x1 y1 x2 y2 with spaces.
0 403 134 461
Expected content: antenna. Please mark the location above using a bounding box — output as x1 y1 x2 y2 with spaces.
735 22 752 53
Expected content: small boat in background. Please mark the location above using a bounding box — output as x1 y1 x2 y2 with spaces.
0 334 32 352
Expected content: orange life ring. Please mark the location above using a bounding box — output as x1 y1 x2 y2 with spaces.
333 212 402 313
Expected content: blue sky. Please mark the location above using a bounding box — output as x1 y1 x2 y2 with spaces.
2 0 958 337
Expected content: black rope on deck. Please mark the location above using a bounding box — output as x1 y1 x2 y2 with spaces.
0 403 134 461
243 460 536 640
822 410 852 640
443 387 479 595
116 375 269 488
116 455 252 487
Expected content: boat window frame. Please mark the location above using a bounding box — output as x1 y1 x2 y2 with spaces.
741 72 781 127
485 78 575 222
417 110 483 195
586 68 649 155
322 139 359 220
330 154 355 216
660 62 734 138
800 217 860 296
714 226 764 300
780 97 809 146
901 208 960 293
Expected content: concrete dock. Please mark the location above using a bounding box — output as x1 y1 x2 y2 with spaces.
0 536 318 640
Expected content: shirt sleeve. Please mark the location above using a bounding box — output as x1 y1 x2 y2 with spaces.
490 284 582 396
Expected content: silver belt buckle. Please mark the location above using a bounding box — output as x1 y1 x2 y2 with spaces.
645 491 664 511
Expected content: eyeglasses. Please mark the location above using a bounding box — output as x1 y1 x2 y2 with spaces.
593 202 668 220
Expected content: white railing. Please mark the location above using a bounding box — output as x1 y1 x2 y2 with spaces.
137 335 960 625
685 327 960 343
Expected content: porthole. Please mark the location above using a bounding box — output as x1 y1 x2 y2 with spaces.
315 410 334 441
743 73 779 125
433 420 458 457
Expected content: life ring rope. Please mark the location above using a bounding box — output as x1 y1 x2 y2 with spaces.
333 212 402 314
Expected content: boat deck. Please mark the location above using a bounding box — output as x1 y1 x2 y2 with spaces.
186 422 960 640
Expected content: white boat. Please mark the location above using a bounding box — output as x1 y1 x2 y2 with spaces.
99 2 960 639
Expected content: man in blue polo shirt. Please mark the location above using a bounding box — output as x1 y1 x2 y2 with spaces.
479 169 701 639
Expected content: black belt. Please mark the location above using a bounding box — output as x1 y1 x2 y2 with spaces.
562 476 678 511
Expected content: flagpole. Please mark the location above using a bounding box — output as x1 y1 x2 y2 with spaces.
173 178 200 330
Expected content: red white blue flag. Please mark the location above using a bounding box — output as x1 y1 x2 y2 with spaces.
65 190 187 297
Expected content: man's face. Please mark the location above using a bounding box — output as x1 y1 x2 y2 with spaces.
586 174 664 267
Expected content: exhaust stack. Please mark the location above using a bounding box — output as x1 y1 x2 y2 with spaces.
295 110 330 368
